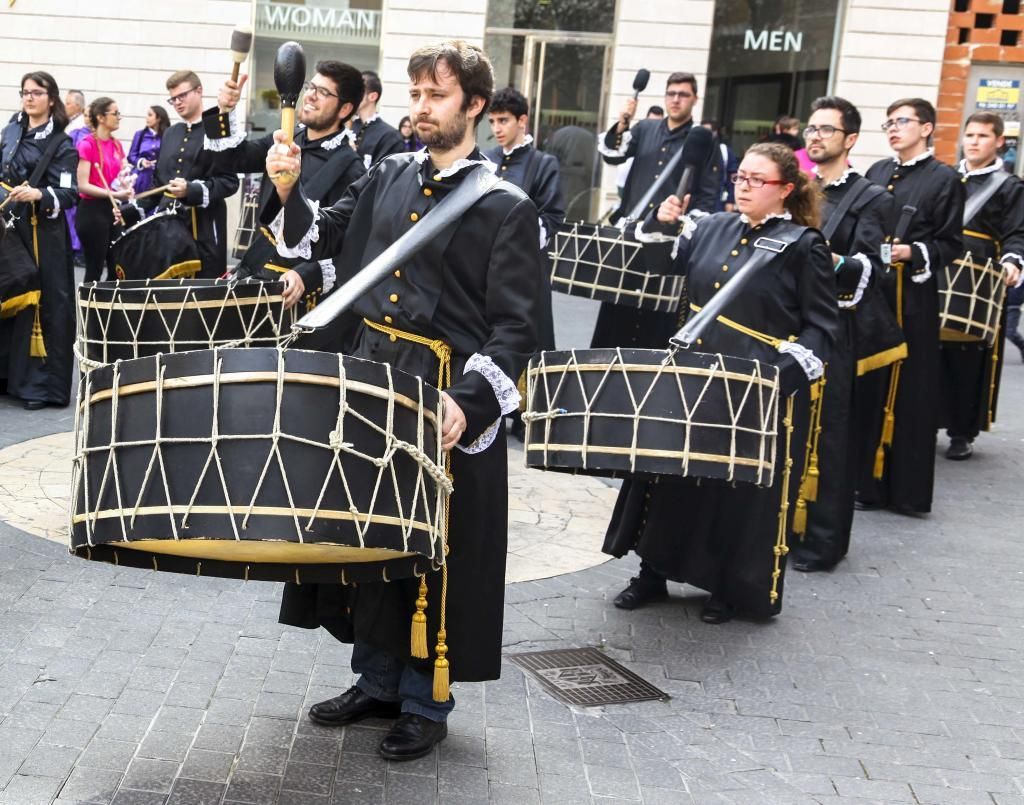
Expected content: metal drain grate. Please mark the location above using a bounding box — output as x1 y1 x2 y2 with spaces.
508 647 669 707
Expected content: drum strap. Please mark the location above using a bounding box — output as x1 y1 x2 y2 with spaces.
687 303 795 347
362 317 453 703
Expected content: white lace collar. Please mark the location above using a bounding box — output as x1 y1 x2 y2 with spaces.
502 134 534 156
318 129 352 151
958 158 1003 177
813 165 854 188
32 118 54 140
894 149 933 168
740 211 793 226
412 147 497 178
356 113 379 126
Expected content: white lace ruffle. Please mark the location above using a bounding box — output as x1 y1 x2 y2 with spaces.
454 354 521 455
740 210 793 226
318 258 337 293
502 134 534 156
895 149 933 168
911 241 932 283
778 341 824 382
192 180 210 209
814 166 854 188
32 118 54 140
958 157 1003 177
538 219 547 250
1002 253 1024 287
596 129 632 159
46 187 60 220
319 129 350 151
269 198 321 260
838 253 872 309
356 113 379 126
204 109 246 152
456 418 502 455
412 148 496 179
634 220 675 245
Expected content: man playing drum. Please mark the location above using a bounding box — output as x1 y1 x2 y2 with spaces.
262 41 542 760
939 113 1024 460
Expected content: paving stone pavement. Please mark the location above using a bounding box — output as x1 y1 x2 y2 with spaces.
1 297 1023 803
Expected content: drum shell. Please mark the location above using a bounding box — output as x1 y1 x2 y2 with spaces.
937 245 1006 346
77 279 293 365
549 222 683 312
525 348 780 486
110 209 201 281
70 347 445 583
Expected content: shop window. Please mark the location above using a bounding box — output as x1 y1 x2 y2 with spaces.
486 0 615 33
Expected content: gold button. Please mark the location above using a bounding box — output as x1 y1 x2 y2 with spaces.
180 147 185 152
389 334 397 342
661 147 666 152
384 315 393 324
389 293 398 302
722 264 729 271
182 137 188 143
731 250 739 256
696 338 703 345
887 184 894 191
433 174 441 181
501 165 508 171
740 238 748 245
658 161 663 166
394 269 401 278
410 212 419 222
177 158 182 163
714 281 721 289
423 188 432 196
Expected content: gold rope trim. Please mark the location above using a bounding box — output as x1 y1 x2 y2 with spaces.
856 343 908 376
770 394 796 604
689 303 795 347
963 229 995 242
0 289 40 319
153 260 202 281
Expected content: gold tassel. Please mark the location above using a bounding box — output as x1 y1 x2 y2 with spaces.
792 497 808 535
881 410 895 447
29 304 46 359
873 444 886 481
410 577 429 659
800 463 819 503
432 628 450 703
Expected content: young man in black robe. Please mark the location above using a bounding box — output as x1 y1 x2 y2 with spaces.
594 71 719 349
122 71 239 278
262 41 541 761
351 70 404 171
940 113 1024 460
791 96 893 572
858 98 963 515
203 60 365 311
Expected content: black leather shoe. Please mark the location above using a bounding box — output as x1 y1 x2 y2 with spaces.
791 558 833 573
613 576 668 610
945 437 973 461
308 686 401 727
700 596 734 624
854 499 883 511
379 713 447 761
22 400 47 411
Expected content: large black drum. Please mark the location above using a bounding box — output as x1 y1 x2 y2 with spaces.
549 222 682 312
524 348 780 486
70 347 448 583
77 279 294 367
110 208 201 281
938 240 1006 345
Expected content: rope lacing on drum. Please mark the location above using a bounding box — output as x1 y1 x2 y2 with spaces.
940 249 1005 344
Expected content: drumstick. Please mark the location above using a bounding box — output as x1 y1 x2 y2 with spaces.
132 183 171 201
0 181 28 211
92 163 122 216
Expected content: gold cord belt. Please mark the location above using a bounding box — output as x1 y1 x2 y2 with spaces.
363 318 452 390
689 303 795 348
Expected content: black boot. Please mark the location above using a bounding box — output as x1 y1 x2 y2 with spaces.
613 565 668 610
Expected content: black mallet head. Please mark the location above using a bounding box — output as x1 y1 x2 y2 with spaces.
274 41 306 109
632 69 651 96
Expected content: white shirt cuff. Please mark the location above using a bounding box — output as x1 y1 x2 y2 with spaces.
911 242 932 283
269 198 320 261
778 342 824 382
191 180 210 209
318 258 337 294
597 129 632 159
838 253 872 309
46 187 60 220
204 108 247 152
457 353 521 454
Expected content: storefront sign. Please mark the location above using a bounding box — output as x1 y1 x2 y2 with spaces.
976 79 1020 112
257 1 381 44
744 30 803 53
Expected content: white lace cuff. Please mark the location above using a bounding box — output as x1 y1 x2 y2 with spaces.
538 219 547 250
204 109 246 152
457 419 502 455
778 342 824 382
46 187 60 220
838 253 872 309
318 258 337 294
911 242 932 283
269 198 320 260
669 216 698 260
456 353 521 454
597 129 632 159
1002 254 1024 287
192 180 210 209
634 220 675 244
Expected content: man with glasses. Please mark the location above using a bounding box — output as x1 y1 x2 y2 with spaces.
791 96 894 572
203 60 365 313
123 70 239 278
594 71 719 349
858 98 963 516
352 70 404 170
939 113 1024 461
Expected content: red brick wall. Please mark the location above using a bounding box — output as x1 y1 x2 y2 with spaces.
936 0 1024 164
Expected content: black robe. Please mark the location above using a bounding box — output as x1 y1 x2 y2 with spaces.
352 116 404 171
939 162 1024 441
484 140 565 350
858 154 963 512
602 213 837 617
202 108 364 310
593 118 720 350
0 118 78 405
794 172 893 568
260 149 542 682
128 120 239 278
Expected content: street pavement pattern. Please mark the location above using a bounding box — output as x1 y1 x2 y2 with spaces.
0 294 1022 805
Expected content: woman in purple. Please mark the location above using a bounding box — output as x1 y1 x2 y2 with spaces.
127 105 169 194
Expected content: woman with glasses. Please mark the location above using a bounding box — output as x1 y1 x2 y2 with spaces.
0 71 79 410
398 115 422 152
127 105 170 195
76 97 132 282
604 142 837 624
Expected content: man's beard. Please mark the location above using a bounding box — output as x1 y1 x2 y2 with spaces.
419 108 469 152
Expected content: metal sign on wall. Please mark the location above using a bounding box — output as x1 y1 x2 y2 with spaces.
256 0 381 45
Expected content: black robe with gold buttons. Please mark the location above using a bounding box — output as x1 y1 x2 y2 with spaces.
130 120 240 278
859 154 963 512
602 212 837 618
260 149 542 682
939 164 1024 442
793 173 893 569
352 116 404 170
593 118 720 351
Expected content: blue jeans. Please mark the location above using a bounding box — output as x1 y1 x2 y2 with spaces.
352 641 454 723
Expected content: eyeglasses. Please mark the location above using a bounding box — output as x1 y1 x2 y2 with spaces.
166 87 200 105
731 173 787 188
18 90 47 99
302 81 339 101
105 110 123 118
803 125 847 138
881 117 920 132
665 91 693 100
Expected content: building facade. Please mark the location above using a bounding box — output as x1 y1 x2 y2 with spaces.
2 0 1020 222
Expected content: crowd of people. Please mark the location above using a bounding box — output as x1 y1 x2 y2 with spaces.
1 40 1022 763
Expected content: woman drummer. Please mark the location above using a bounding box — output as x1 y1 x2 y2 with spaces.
604 142 837 623
0 71 79 410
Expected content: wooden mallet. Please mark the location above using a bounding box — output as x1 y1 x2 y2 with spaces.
229 23 253 83
271 40 306 187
